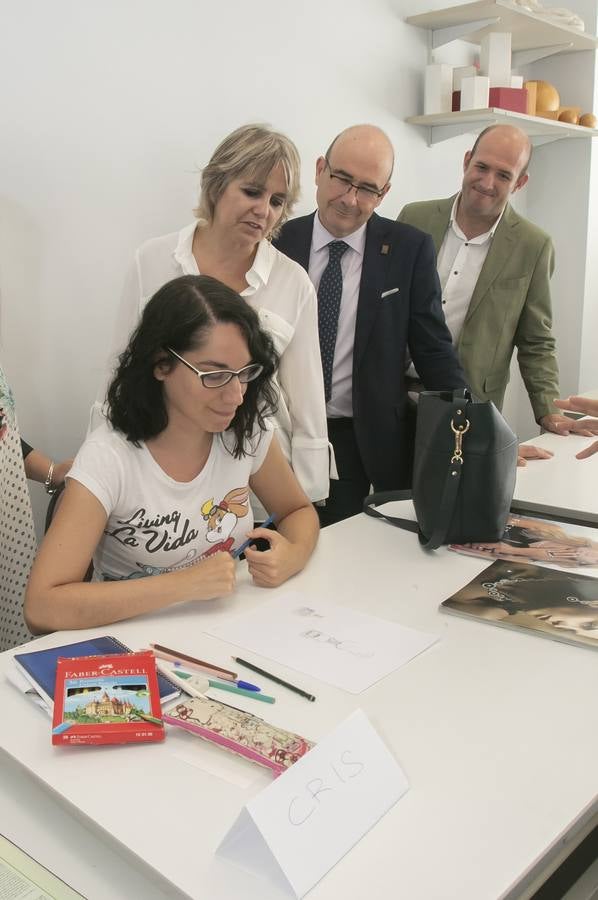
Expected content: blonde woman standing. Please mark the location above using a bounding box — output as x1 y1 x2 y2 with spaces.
99 125 329 516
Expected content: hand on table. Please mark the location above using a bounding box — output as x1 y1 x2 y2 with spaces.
517 444 554 467
244 528 304 588
553 397 598 458
539 413 580 435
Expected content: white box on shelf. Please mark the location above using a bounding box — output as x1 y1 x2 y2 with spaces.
460 75 490 110
511 75 523 88
480 32 512 88
453 65 477 93
424 63 453 115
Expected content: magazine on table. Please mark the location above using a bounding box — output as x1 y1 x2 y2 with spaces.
449 514 598 576
441 559 598 650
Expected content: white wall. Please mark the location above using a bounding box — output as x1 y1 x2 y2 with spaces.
0 0 595 532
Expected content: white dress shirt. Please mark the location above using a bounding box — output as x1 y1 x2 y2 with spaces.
97 222 330 513
308 215 367 418
436 194 505 343
408 195 505 380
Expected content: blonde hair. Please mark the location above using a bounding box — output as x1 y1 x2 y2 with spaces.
195 124 301 239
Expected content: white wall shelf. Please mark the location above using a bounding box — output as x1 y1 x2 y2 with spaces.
407 107 598 146
406 2 598 145
407 1 598 57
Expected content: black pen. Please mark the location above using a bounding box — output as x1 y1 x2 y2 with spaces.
233 657 316 703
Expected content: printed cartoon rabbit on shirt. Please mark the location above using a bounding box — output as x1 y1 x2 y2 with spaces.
200 487 249 557
100 485 251 580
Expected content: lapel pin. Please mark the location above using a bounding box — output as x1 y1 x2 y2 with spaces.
380 244 389 255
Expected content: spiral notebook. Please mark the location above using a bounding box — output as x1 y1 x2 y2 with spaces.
13 635 180 710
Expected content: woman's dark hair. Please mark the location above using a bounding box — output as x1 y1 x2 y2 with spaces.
107 275 279 457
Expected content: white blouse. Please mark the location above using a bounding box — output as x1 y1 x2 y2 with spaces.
99 223 330 510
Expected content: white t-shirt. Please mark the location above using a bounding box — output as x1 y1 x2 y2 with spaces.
68 422 272 582
95 222 330 512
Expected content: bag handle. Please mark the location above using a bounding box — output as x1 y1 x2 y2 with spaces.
363 393 469 550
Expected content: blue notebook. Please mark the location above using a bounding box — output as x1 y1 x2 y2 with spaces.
14 635 180 708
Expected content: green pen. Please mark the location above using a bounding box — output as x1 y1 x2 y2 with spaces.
171 668 276 704
209 679 276 703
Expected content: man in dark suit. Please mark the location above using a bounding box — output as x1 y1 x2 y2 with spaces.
275 124 467 526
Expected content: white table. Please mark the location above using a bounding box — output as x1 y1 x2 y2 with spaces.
513 427 598 525
1 509 598 900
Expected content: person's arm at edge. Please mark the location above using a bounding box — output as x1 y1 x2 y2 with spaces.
554 396 598 458
512 237 564 431
24 479 235 633
22 448 73 486
275 273 330 502
244 436 319 587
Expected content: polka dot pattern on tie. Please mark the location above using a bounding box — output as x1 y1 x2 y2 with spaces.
317 240 349 403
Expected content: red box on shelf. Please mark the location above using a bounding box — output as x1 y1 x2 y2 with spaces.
452 87 528 113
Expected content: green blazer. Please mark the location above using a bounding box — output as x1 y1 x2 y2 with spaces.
398 196 560 421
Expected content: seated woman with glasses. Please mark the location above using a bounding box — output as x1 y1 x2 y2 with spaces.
95 124 328 521
25 275 319 633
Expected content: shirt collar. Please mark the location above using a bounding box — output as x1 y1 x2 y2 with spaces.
173 221 274 293
450 194 506 245
173 222 199 273
312 212 367 256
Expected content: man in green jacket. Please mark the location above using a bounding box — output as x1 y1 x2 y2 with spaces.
398 123 575 435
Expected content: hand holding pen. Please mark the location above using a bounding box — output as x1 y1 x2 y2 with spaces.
237 512 314 588
231 513 277 559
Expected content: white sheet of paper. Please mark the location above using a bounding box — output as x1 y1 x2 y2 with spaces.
217 709 408 898
207 592 438 693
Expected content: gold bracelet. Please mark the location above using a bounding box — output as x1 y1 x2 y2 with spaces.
44 461 56 495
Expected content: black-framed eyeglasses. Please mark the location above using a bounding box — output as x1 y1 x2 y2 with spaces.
167 348 263 388
324 157 386 201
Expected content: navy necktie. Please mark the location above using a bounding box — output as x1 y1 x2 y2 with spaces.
318 240 349 403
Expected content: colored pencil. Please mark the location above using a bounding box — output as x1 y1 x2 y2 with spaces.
149 643 237 681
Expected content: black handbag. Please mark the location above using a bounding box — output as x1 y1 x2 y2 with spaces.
363 389 518 550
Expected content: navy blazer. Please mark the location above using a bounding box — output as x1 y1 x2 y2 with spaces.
275 212 467 490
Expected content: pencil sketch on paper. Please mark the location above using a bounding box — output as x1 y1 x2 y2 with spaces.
207 592 439 693
294 606 324 619
299 629 375 659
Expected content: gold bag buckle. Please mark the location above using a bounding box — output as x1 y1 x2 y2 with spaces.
451 417 470 464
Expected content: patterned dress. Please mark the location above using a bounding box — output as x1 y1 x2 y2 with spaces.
0 365 34 650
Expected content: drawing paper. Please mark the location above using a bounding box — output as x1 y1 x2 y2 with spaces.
207 593 438 693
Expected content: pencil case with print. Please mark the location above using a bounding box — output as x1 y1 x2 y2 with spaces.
163 695 314 776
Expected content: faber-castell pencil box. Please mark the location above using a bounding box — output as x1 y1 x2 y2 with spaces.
51 651 164 746
14 634 180 710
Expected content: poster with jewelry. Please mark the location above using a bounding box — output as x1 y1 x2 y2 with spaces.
449 514 598 575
